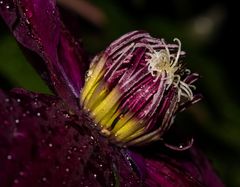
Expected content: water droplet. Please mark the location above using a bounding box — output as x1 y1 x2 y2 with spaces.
64 113 70 118
24 8 33 18
6 5 10 9
99 164 103 167
5 98 10 102
179 145 183 149
7 154 12 160
90 136 94 140
17 98 21 103
42 177 47 182
65 168 70 172
66 155 71 160
48 143 53 147
37 112 41 117
15 119 20 124
19 171 25 176
93 174 97 178
0 1 3 5
85 70 93 80
14 179 19 184
27 31 31 36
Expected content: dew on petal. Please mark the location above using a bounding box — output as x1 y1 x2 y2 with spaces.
15 119 20 124
24 8 33 18
64 113 70 118
7 154 12 160
19 171 25 176
5 98 10 102
48 143 53 147
42 177 47 182
62 181 66 185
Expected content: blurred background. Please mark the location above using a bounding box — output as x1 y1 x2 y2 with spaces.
0 0 239 186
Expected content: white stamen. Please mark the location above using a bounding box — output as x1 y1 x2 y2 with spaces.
146 38 194 101
172 38 181 67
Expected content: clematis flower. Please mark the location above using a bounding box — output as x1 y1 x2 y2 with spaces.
0 0 224 187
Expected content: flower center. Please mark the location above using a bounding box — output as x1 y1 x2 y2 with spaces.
146 38 181 83
146 38 193 102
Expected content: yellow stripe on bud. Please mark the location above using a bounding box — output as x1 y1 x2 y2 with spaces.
114 119 145 142
81 57 106 106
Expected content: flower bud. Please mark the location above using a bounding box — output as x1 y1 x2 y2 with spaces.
81 31 201 146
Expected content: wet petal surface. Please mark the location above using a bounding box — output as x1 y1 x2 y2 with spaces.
128 146 225 187
0 89 140 187
0 0 88 110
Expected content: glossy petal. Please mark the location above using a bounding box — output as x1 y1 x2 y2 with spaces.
128 146 225 187
0 89 140 187
0 0 88 110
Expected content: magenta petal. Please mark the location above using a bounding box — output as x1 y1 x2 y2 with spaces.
0 89 140 187
129 147 225 187
0 0 88 110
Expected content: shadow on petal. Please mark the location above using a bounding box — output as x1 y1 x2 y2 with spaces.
0 0 88 111
0 88 141 187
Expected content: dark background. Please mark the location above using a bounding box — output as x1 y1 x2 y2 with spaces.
0 0 239 186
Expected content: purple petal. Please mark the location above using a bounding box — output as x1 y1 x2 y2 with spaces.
0 0 88 110
128 146 225 187
0 89 140 186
